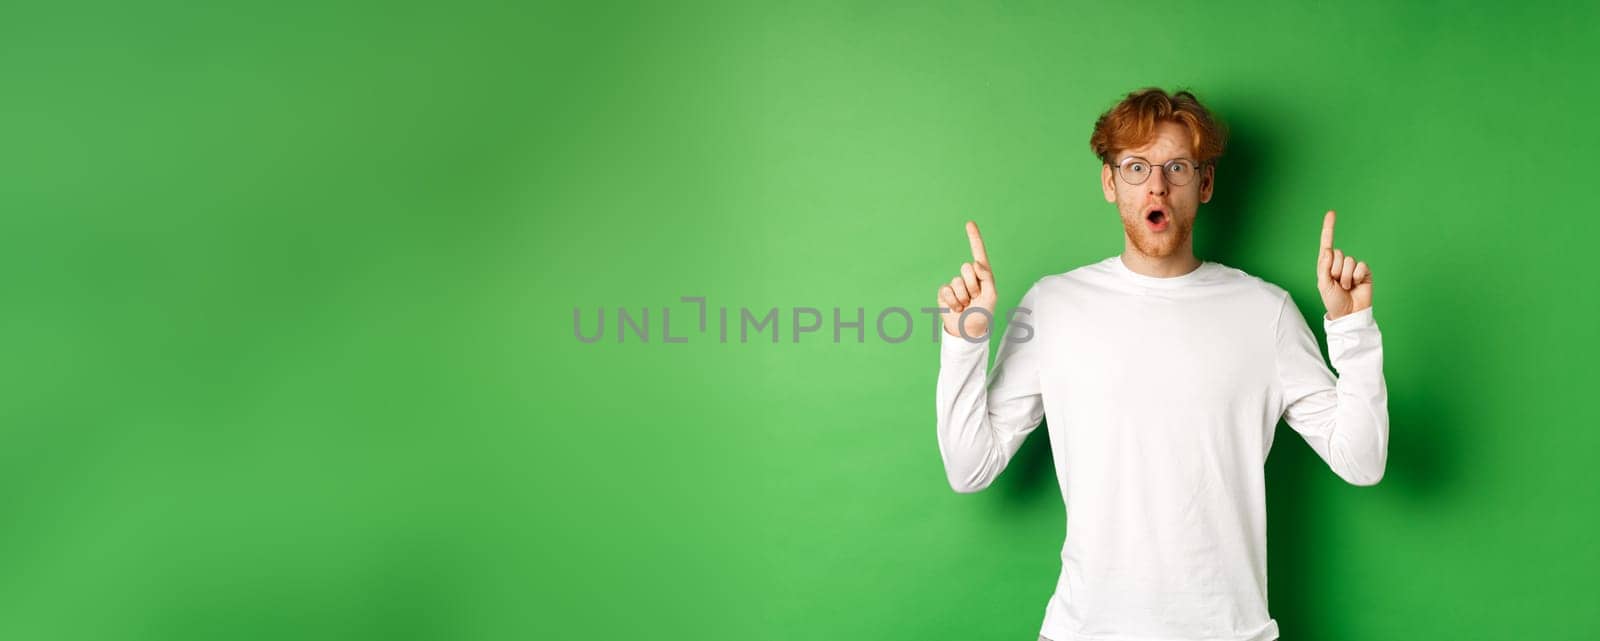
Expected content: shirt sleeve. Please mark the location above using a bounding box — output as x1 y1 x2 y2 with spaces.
1273 293 1390 486
934 283 1046 493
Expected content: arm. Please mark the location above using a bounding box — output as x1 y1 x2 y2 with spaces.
1273 294 1389 486
935 284 1045 493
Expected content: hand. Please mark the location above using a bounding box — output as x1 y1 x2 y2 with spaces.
1317 210 1374 320
937 221 998 339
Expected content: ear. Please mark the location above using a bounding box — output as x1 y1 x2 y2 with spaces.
1101 164 1116 203
1198 164 1215 204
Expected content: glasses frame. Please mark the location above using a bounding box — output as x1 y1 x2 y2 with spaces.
1113 156 1207 187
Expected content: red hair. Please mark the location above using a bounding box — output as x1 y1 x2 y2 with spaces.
1089 87 1227 166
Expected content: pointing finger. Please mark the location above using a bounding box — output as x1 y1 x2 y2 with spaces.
966 220 990 266
1316 211 1336 287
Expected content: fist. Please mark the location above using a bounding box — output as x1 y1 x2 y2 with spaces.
937 221 998 339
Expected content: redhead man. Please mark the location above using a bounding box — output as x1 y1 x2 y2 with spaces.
933 88 1387 641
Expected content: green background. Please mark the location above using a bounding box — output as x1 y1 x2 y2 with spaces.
4 1 1598 639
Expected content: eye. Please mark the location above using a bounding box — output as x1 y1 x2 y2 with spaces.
1126 161 1149 174
1167 161 1189 174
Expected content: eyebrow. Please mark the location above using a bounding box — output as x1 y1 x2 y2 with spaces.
1118 155 1198 163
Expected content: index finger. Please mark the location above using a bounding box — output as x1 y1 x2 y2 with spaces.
1320 210 1336 250
966 220 989 265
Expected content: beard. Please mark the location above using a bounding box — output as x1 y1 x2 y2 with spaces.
1121 211 1194 258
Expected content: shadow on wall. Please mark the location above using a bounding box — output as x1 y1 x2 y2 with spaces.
976 91 1463 641
990 419 1055 506
1210 93 1463 638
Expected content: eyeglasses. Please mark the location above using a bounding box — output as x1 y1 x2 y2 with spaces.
1114 156 1203 187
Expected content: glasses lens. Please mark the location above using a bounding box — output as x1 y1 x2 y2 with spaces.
1120 159 1150 185
1165 160 1195 186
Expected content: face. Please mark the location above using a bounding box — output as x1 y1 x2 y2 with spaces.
1100 121 1215 259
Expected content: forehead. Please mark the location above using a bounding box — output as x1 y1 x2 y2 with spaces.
1118 121 1195 161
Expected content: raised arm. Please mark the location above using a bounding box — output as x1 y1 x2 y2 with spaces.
1275 210 1388 486
934 221 1045 493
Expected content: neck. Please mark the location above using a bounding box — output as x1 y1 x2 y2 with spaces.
1119 240 1201 278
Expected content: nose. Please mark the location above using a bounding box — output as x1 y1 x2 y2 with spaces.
1146 166 1169 196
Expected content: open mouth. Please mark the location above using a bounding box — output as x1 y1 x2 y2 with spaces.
1145 209 1169 231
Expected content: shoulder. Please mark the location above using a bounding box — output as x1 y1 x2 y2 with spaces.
1204 263 1311 332
1023 256 1121 298
1207 262 1293 304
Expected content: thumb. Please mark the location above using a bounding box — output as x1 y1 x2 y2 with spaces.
974 262 994 285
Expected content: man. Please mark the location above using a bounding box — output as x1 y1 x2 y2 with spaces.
933 88 1387 641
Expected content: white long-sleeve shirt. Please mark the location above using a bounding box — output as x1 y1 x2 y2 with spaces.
935 254 1388 641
